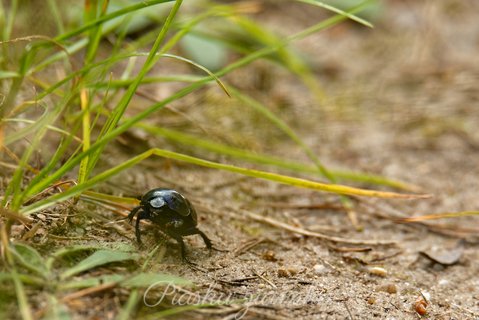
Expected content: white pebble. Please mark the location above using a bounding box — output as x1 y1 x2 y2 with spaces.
369 266 388 277
313 264 327 275
438 279 449 286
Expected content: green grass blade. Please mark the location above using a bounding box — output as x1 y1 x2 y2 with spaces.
20 148 429 215
3 118 82 143
81 191 139 206
4 127 47 209
230 86 336 182
55 0 176 42
29 1 176 75
89 74 204 88
59 274 125 291
0 70 20 79
78 0 110 186
4 96 75 209
10 268 33 320
83 0 107 65
120 273 192 288
46 0 65 34
0 272 45 287
3 105 49 146
30 38 88 75
59 249 140 280
226 14 327 104
162 53 230 96
138 124 419 191
295 0 374 28
117 243 191 320
288 0 372 43
230 86 358 212
117 290 140 320
34 51 216 100
1 0 17 41
0 0 18 69
19 124 82 207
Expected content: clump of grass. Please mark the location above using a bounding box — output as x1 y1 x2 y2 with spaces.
0 0 428 318
1 0 417 214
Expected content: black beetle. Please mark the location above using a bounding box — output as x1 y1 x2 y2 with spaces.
127 188 212 263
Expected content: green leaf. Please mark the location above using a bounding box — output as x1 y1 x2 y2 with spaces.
10 243 48 278
57 265 186 296
59 249 139 280
59 274 125 290
121 273 192 288
47 244 105 271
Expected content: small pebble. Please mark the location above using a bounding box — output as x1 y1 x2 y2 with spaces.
369 266 388 277
262 250 277 261
378 284 397 294
278 266 299 277
367 297 376 305
313 264 327 275
438 279 449 286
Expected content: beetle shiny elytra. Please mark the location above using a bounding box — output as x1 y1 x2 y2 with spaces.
127 188 212 263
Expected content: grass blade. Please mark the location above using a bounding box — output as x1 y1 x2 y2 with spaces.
20 148 430 215
230 86 335 182
58 274 125 291
55 0 175 42
295 0 374 28
117 290 140 320
10 269 33 320
138 124 420 191
60 249 139 280
398 211 479 222
121 273 192 288
83 0 184 181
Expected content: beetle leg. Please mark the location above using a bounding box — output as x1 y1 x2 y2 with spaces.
127 206 141 224
195 229 213 249
194 229 228 252
172 235 196 265
135 210 146 244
